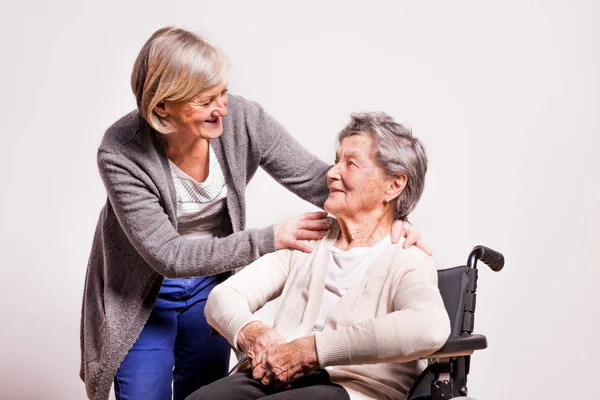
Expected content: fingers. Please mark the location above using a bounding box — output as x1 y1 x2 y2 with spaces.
252 361 267 381
296 229 328 241
392 221 432 255
253 350 275 387
261 375 272 386
291 240 313 254
415 239 433 256
403 228 421 249
275 212 330 252
300 219 332 231
299 211 328 220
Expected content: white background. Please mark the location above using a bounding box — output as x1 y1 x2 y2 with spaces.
1 1 599 399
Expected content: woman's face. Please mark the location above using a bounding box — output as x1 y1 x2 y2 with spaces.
324 135 392 220
161 79 229 139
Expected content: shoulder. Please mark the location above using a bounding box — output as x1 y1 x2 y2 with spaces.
226 93 266 122
388 241 436 276
98 110 147 155
292 216 338 254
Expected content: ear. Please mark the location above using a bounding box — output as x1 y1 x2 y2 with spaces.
154 102 168 118
385 174 407 202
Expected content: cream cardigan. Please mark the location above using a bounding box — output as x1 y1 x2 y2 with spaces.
205 219 451 399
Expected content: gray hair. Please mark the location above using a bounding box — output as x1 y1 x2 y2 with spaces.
338 112 428 220
131 27 230 134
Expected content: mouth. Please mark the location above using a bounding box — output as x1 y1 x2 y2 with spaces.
329 188 345 194
205 116 220 124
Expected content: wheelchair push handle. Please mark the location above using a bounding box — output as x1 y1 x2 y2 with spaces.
468 245 504 272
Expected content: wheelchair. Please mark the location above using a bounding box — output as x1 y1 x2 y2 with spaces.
230 245 504 400
405 245 504 400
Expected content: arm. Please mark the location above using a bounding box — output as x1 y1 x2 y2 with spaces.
253 253 450 387
247 102 331 209
314 256 451 367
203 248 292 350
98 150 275 278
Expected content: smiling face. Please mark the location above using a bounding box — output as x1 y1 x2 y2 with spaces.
324 135 394 221
156 79 229 139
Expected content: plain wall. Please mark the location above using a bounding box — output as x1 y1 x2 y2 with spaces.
1 1 598 399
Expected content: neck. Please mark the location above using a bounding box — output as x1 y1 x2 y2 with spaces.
164 132 211 182
164 133 210 164
335 209 394 251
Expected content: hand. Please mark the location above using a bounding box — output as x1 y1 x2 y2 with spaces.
391 220 432 256
274 212 331 253
237 321 286 366
252 336 319 389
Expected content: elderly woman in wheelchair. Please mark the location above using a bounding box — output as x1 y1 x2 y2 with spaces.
186 112 451 400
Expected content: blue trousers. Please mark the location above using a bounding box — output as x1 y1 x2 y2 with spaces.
114 276 230 400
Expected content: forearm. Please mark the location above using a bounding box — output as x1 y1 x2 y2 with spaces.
99 150 276 278
314 262 450 367
205 285 262 350
204 249 291 349
263 153 330 209
147 227 275 278
251 101 331 208
314 306 450 367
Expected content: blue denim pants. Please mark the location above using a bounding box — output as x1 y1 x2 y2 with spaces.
114 276 230 400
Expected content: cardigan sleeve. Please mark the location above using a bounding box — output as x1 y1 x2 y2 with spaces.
242 99 331 209
97 149 276 278
204 249 292 350
314 252 451 367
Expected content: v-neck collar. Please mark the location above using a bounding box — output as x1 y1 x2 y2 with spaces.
303 220 405 332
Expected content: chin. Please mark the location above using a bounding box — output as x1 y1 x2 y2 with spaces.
324 199 339 216
200 125 223 139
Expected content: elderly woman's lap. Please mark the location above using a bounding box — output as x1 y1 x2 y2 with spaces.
185 369 349 400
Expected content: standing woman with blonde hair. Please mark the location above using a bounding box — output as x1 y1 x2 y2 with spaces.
80 27 427 400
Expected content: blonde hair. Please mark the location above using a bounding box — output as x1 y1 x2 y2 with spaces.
131 27 229 134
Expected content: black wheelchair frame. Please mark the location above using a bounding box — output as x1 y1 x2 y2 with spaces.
406 245 504 400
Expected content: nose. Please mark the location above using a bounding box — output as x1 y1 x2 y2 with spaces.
326 162 341 182
212 94 228 117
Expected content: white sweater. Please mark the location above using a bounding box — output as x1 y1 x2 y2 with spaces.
205 219 450 399
312 235 390 333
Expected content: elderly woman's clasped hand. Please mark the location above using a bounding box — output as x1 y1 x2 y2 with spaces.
237 321 319 389
237 322 319 389
252 337 319 389
237 321 286 366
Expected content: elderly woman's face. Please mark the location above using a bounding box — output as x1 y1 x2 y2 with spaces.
163 79 228 139
324 135 391 220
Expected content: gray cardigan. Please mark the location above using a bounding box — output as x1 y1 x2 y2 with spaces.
80 94 330 400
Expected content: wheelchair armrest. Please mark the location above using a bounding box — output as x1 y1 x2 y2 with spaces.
427 334 488 359
228 355 250 376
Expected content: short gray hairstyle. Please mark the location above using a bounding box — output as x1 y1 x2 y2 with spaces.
131 27 230 134
338 112 428 220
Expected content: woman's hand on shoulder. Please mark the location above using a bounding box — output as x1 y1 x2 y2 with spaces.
274 212 331 253
391 220 433 256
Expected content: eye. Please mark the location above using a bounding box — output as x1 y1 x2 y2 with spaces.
347 160 357 167
199 100 212 107
190 97 210 107
221 89 229 96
